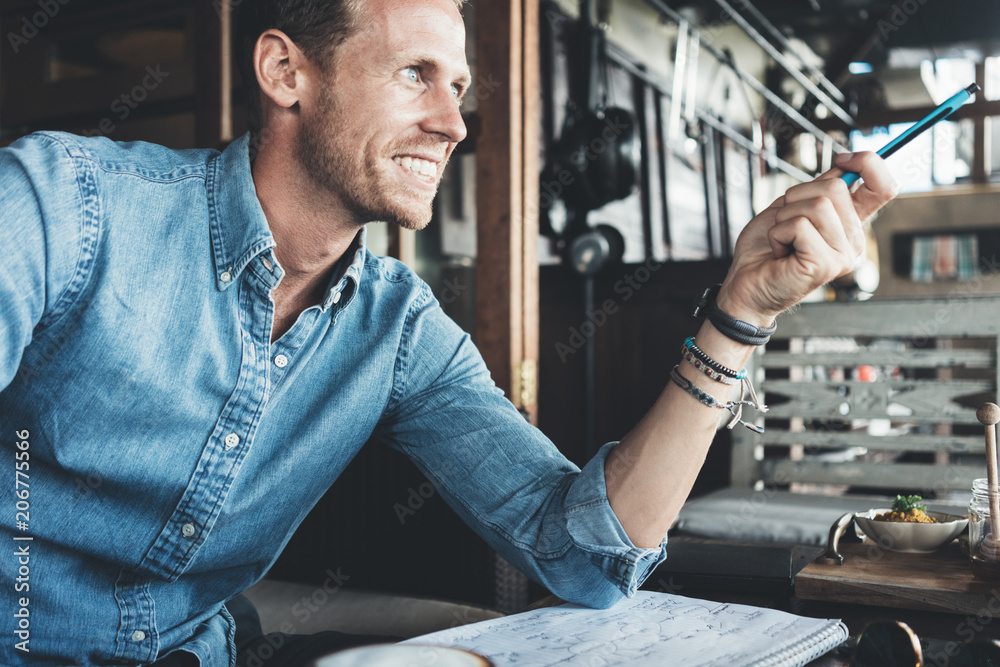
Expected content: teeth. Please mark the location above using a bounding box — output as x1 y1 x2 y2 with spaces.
393 156 437 179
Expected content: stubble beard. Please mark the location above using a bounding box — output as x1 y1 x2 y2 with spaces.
296 89 438 232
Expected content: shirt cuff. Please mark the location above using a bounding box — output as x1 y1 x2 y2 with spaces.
564 441 668 598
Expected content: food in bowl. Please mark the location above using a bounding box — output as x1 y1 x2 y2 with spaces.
854 506 968 554
874 495 939 524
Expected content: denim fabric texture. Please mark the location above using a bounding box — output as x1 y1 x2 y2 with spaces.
0 132 667 666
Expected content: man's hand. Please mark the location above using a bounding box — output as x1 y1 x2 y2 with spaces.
606 151 898 549
717 151 898 325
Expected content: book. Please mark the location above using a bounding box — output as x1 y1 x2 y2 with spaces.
402 591 848 667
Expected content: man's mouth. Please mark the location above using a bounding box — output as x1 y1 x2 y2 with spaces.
393 155 439 183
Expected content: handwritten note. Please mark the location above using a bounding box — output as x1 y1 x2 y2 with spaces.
403 591 847 666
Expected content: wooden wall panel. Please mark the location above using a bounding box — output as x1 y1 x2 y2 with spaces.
475 0 540 421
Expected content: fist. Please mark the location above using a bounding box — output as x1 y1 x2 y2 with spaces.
718 151 898 325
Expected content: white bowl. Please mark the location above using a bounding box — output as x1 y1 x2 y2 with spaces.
854 509 968 554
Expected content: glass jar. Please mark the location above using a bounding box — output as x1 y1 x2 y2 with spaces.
969 478 1000 581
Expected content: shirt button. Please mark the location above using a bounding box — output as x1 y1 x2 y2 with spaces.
333 291 342 304
262 258 273 271
131 630 146 642
220 271 232 283
181 523 196 538
274 354 288 368
224 433 240 449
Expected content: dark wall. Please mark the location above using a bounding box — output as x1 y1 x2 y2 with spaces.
538 260 736 499
268 441 498 607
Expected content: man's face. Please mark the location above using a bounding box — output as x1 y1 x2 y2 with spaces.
296 0 470 231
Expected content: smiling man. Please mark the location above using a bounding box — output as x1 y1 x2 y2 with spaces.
0 0 896 665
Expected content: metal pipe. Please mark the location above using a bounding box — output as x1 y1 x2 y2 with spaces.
668 19 689 141
712 0 854 126
730 0 846 104
606 48 815 181
683 30 701 127
583 276 596 456
643 0 849 153
699 112 814 182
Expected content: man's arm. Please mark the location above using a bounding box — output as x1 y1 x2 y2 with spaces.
376 280 666 608
605 151 899 548
0 134 87 390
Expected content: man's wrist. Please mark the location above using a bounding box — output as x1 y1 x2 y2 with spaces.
693 284 776 346
689 321 755 379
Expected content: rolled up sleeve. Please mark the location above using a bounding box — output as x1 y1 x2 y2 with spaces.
565 441 668 597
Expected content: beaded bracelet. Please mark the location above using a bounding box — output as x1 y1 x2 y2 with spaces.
669 365 767 433
683 337 745 380
681 347 741 385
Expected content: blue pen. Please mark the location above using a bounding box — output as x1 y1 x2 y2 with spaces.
841 83 980 186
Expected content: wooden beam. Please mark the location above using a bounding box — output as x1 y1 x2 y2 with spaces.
521 0 540 421
772 297 1000 338
474 0 540 421
761 431 985 454
386 226 417 268
763 460 981 492
815 99 1000 134
972 61 988 184
761 349 994 369
195 0 233 149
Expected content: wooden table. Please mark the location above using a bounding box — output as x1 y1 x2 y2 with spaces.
796 540 1000 616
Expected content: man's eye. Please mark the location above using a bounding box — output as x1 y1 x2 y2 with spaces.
403 67 419 83
450 84 460 99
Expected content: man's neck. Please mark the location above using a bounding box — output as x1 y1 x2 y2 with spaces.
250 137 364 343
251 139 361 301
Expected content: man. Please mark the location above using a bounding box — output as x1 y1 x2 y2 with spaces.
0 0 896 664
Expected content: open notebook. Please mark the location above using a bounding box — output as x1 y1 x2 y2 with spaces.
403 591 847 667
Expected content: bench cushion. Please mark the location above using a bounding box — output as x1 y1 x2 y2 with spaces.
242 580 504 639
675 488 968 544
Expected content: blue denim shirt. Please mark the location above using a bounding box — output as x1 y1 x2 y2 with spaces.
0 132 667 666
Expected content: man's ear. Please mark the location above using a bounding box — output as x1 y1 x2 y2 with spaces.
253 29 309 111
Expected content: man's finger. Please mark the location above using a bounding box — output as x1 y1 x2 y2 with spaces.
767 216 855 280
831 151 899 219
779 178 864 258
774 196 856 260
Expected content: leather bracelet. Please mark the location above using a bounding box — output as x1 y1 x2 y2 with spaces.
693 284 776 346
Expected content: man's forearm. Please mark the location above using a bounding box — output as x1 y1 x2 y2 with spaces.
603 151 898 549
604 320 756 548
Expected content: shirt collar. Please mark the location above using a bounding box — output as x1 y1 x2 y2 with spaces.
207 133 368 308
207 133 277 292
320 226 367 311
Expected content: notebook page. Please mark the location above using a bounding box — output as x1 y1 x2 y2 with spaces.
403 591 848 667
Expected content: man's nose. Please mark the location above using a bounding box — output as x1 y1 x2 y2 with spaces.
422 86 467 144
